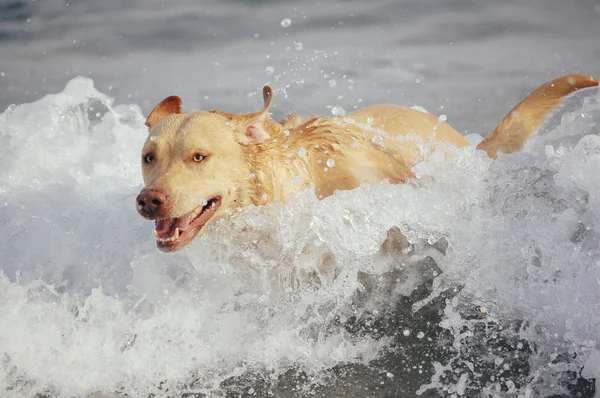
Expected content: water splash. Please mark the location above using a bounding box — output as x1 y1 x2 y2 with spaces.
0 78 598 397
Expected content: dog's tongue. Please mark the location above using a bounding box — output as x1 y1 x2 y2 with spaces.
155 214 191 239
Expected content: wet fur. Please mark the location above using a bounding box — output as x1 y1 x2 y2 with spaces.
139 74 598 251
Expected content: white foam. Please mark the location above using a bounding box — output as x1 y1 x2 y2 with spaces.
0 78 389 397
1 78 599 397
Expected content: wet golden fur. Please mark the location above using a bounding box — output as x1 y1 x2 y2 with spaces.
137 74 598 251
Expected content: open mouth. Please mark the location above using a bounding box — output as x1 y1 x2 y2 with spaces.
153 196 222 251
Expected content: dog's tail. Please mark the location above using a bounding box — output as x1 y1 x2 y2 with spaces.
477 74 598 159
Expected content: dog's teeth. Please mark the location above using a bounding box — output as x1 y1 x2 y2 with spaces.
156 228 180 243
153 229 158 237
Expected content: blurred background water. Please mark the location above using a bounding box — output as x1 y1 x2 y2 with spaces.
1 0 600 133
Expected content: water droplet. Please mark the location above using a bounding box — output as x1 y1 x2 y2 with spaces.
291 176 303 184
0 72 5 77
294 41 303 51
284 130 290 136
402 329 410 336
331 106 346 116
328 79 337 88
298 147 307 157
438 114 447 123
326 159 335 168
416 331 425 339
265 66 274 75
280 18 291 28
199 198 208 206
149 136 158 142
262 193 268 200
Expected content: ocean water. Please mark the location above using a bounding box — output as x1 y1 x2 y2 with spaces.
1 1 600 397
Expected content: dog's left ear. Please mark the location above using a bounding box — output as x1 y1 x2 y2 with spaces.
145 95 182 128
239 86 274 145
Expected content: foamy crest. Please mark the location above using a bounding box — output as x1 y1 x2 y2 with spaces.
0 78 599 397
0 77 390 397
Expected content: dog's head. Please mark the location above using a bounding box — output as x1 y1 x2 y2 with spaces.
136 86 274 251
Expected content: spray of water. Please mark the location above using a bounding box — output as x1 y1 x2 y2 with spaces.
0 77 598 397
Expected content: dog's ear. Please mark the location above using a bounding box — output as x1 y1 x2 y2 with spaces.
262 85 273 111
238 86 274 145
145 95 182 128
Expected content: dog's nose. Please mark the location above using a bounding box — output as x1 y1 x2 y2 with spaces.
136 189 167 218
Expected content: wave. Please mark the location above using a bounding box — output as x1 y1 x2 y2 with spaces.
0 77 598 397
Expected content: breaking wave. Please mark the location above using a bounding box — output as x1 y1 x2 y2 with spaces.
0 77 599 397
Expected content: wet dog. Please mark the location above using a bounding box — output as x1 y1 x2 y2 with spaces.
136 74 598 251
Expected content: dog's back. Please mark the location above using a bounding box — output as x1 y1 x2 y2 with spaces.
346 74 598 165
349 104 469 165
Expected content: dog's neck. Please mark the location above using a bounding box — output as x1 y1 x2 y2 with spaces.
243 116 323 206
240 114 416 207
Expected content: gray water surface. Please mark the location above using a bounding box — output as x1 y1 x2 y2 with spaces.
1 0 599 134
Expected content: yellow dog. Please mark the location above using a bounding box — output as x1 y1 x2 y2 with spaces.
136 74 598 251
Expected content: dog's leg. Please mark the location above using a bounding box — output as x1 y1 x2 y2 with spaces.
477 74 598 158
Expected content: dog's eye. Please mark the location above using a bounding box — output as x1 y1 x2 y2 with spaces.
193 154 204 162
144 154 155 163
